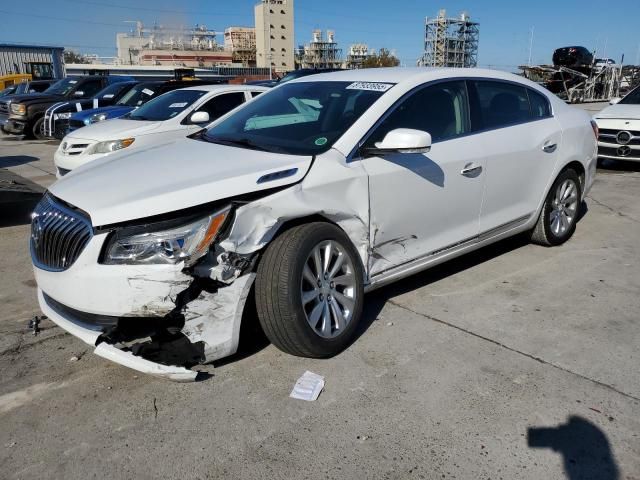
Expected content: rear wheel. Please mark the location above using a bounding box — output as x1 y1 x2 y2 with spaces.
531 169 582 246
255 222 364 358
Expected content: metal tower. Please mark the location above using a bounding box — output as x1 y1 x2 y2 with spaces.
418 10 479 68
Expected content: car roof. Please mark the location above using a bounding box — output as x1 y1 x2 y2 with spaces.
288 67 535 87
176 84 268 92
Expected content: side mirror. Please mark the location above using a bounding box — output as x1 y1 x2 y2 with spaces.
189 111 210 124
363 128 432 156
609 97 621 105
73 90 85 97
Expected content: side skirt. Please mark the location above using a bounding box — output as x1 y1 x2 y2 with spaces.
365 213 533 293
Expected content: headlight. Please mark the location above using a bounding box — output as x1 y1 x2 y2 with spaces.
55 112 72 120
10 103 26 115
103 208 231 266
87 138 135 154
88 113 108 124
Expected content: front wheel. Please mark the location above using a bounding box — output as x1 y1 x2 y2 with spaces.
531 169 582 246
30 117 46 140
255 222 364 358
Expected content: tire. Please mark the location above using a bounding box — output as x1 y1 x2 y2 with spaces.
531 169 582 246
255 222 364 358
29 117 46 140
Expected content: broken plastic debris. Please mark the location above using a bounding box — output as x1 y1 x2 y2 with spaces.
290 371 325 401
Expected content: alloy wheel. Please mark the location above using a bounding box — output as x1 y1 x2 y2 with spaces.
300 240 357 339
549 179 579 236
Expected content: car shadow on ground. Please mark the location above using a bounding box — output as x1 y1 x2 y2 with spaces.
597 158 640 173
352 232 533 344
0 155 40 168
528 416 620 480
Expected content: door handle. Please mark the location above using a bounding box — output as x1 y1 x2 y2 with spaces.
461 163 482 176
542 143 557 153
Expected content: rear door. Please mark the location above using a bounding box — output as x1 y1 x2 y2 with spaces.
468 80 561 234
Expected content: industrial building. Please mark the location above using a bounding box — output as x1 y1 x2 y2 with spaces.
296 30 343 69
254 0 295 72
418 10 479 68
0 43 65 79
116 22 233 67
346 44 374 69
224 27 256 67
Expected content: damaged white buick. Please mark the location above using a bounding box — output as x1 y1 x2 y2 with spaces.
30 68 597 381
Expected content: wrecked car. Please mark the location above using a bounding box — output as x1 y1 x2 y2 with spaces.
30 68 598 381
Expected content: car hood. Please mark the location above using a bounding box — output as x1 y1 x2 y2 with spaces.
65 118 163 141
49 137 312 226
595 104 640 120
71 105 133 121
5 93 64 104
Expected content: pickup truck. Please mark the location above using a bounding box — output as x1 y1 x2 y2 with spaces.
43 81 138 139
0 76 133 139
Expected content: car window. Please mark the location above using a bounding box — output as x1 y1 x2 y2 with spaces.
366 80 469 146
44 78 81 96
472 80 531 129
196 92 246 121
251 91 263 98
78 79 104 98
528 89 552 118
620 86 640 105
204 81 389 155
128 89 207 121
116 83 160 107
94 82 131 100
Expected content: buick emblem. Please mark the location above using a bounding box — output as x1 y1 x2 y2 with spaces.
31 214 42 248
617 145 631 157
616 131 631 145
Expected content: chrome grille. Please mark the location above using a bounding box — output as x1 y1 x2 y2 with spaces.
0 101 9 115
30 195 93 271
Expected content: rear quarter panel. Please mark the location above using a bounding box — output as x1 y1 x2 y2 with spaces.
553 101 598 195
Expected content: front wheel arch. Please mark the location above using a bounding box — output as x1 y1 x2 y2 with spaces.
252 214 367 280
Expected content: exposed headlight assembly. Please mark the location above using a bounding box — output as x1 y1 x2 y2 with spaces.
88 138 135 154
10 103 26 115
104 207 231 266
55 112 72 120
88 113 108 124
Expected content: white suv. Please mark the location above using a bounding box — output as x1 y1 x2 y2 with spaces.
31 68 597 380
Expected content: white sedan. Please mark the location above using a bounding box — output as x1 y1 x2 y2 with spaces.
54 84 267 177
31 68 597 380
593 86 640 163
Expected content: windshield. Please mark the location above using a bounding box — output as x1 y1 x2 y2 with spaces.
94 82 132 100
204 81 390 155
116 83 159 107
127 89 206 121
44 78 80 95
620 87 640 105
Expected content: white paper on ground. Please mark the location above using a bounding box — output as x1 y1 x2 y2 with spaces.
290 371 325 401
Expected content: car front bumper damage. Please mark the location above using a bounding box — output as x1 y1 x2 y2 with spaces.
34 231 257 382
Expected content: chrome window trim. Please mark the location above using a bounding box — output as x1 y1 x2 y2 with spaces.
347 76 554 162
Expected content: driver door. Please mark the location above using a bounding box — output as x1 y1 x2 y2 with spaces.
359 80 486 276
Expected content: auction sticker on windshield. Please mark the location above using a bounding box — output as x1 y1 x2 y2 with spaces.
142 88 155 96
169 102 188 108
346 82 393 92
